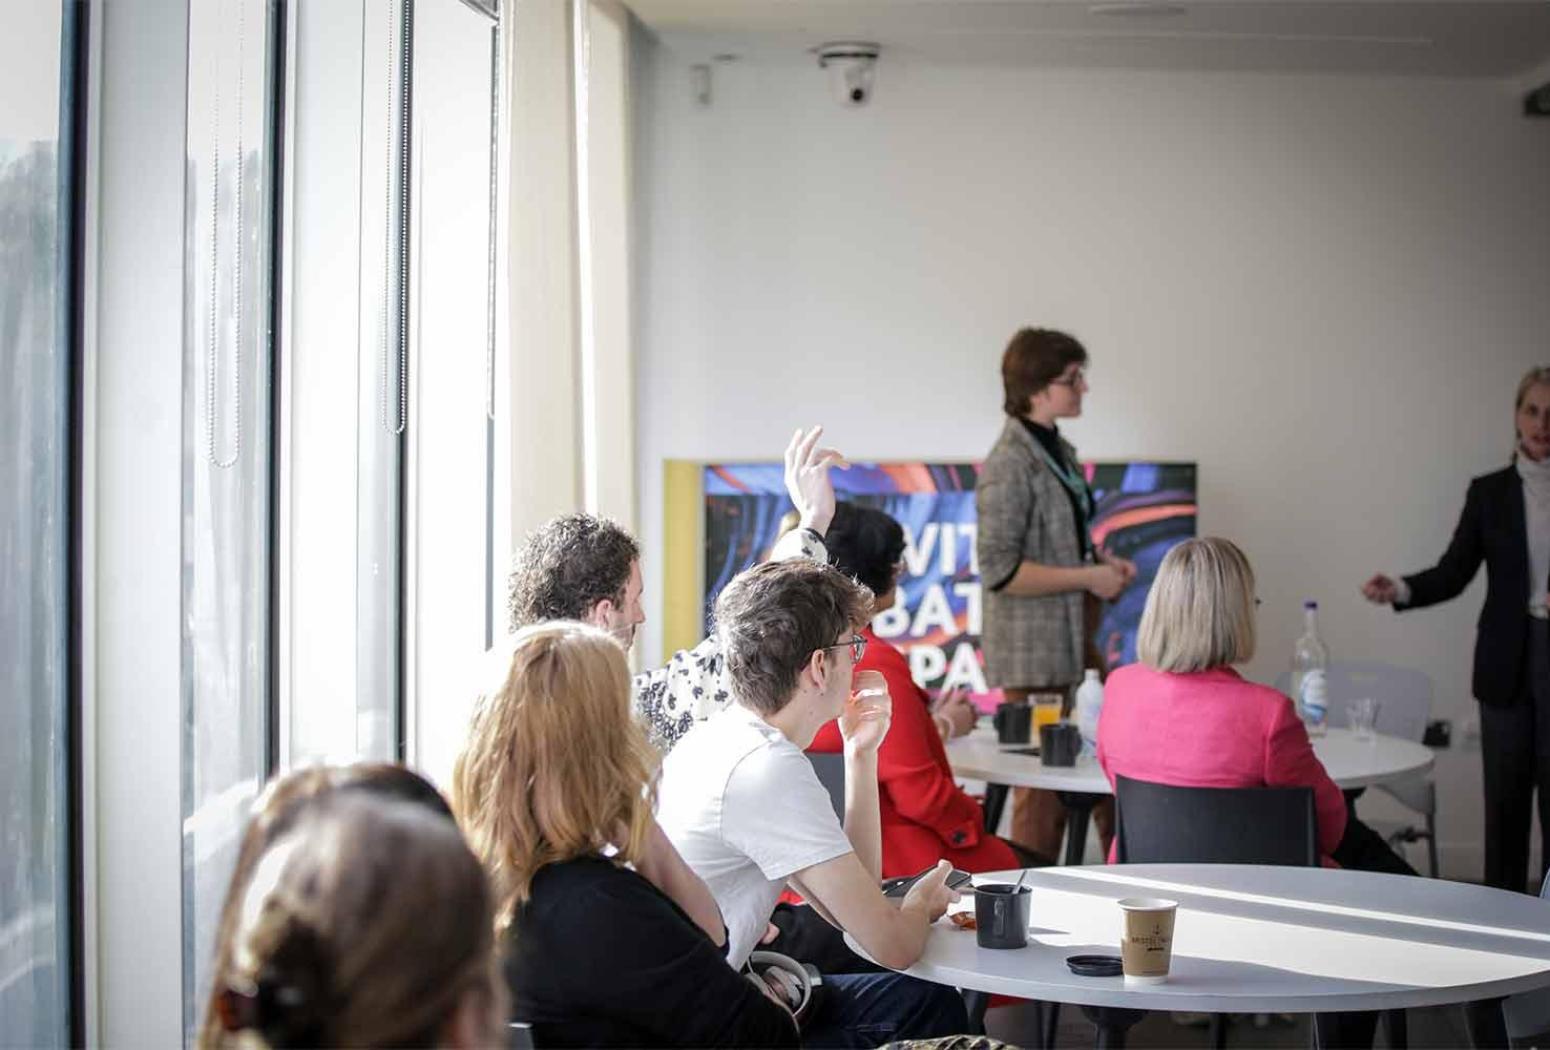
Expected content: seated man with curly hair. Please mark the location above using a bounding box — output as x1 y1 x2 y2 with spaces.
506 426 841 753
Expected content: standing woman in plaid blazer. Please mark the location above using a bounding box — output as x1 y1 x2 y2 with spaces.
975 328 1135 860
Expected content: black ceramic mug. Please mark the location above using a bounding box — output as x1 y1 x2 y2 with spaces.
992 701 1032 745
1040 722 1081 767
974 883 1032 949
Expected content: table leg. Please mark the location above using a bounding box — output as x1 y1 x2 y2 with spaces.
1384 1008 1408 1049
1058 792 1099 866
1463 998 1507 1049
1080 1005 1147 1050
983 783 1010 833
963 989 988 1035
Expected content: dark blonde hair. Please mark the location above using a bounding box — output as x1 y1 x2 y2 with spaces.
452 621 658 931
211 793 499 1048
198 764 456 1049
1137 537 1257 673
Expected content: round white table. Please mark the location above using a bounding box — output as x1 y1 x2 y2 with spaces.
851 864 1550 1046
949 726 1435 864
947 726 1434 793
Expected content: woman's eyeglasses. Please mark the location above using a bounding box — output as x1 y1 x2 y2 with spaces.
1048 368 1087 388
818 635 867 662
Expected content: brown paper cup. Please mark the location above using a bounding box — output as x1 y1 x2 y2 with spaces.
1118 897 1177 985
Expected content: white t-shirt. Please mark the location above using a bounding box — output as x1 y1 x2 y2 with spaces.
657 703 854 969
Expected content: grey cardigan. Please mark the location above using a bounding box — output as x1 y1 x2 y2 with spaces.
975 417 1091 690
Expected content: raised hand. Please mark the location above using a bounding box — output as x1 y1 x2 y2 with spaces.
784 425 849 537
839 669 892 754
1362 573 1400 604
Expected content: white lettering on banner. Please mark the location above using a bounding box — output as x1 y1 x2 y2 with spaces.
958 523 979 576
938 524 955 575
953 581 982 635
944 641 988 693
908 645 946 683
873 603 909 638
911 583 957 638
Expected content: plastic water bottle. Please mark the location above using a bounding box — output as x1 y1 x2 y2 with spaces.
1075 668 1104 757
1290 600 1329 736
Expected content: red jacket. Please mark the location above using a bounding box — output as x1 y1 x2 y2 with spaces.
809 627 1019 878
1096 663 1348 865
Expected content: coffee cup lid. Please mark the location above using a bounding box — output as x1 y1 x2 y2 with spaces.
1117 897 1178 911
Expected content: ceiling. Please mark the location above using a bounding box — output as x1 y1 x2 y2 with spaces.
625 1 1550 79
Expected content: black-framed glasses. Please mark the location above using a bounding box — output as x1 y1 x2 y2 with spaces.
819 635 867 662
1049 368 1087 388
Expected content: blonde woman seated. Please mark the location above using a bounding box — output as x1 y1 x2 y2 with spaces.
205 791 506 1048
1097 537 1413 874
454 622 799 1048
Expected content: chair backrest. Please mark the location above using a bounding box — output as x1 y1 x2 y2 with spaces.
1272 661 1433 742
1114 775 1318 866
807 751 846 819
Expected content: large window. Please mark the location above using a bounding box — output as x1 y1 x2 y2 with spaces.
0 1 78 1045
180 0 278 1037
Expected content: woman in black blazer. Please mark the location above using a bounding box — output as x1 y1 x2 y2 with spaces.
1363 367 1550 893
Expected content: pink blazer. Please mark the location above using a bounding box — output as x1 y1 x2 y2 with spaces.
1096 663 1348 865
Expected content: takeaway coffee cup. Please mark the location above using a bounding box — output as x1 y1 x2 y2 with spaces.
974 883 1032 949
993 702 1032 745
1040 722 1081 766
1118 897 1178 984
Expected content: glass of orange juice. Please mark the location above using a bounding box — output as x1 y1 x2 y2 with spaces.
1031 692 1064 732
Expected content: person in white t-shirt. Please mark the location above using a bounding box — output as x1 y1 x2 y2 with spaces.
659 559 969 1046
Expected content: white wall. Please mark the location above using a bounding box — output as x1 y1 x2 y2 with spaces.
632 38 1550 878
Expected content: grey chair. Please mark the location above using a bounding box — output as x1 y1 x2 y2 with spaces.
807 750 846 819
1274 661 1438 877
1500 871 1550 1042
1114 775 1318 866
509 1021 535 1049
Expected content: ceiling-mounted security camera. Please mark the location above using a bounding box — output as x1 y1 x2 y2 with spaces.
814 41 880 107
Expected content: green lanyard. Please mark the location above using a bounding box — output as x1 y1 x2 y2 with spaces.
1029 439 1096 559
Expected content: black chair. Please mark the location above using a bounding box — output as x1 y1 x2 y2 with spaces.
1113 775 1317 866
1112 776 1324 1050
807 751 846 820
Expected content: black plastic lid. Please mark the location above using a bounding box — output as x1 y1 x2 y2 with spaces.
1066 954 1124 977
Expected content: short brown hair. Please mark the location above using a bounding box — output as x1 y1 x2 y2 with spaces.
212 794 499 1049
507 513 639 630
713 560 873 716
1001 327 1088 416
452 622 657 930
1137 537 1257 673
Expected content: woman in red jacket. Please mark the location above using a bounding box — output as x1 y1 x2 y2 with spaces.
1097 536 1413 874
807 502 1041 877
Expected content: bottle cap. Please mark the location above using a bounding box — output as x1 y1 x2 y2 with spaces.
1084 668 1100 681
1303 599 1318 609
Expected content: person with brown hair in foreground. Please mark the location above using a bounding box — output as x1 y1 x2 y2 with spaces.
196 762 460 1050
204 792 506 1048
453 621 799 1048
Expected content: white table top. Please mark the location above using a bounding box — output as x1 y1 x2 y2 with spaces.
849 864 1550 1013
947 726 1434 793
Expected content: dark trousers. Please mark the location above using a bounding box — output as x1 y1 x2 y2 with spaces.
1479 618 1550 894
804 973 970 1049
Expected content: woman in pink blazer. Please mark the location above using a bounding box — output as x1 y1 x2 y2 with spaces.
1097 537 1412 873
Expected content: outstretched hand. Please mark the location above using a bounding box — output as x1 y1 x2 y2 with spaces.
784 425 848 537
1361 573 1400 604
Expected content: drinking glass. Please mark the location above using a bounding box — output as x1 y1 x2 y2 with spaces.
1348 697 1380 740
